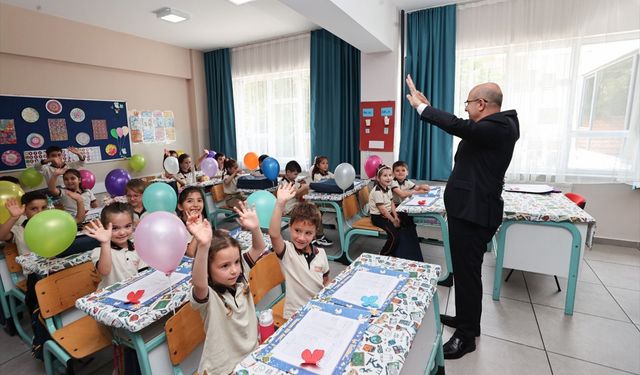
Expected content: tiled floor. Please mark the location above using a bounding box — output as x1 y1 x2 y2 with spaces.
1 224 639 374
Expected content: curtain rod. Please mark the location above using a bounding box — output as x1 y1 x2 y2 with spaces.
405 0 505 14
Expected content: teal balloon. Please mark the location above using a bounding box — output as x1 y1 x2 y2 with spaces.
24 210 77 258
142 182 177 213
246 190 276 229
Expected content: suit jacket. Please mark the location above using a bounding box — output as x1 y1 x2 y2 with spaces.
420 106 520 227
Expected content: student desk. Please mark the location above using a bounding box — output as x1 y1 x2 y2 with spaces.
395 186 453 286
16 251 93 276
302 179 368 262
235 253 445 375
493 192 596 315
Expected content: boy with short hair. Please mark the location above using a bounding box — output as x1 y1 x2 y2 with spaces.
35 146 86 187
0 192 50 255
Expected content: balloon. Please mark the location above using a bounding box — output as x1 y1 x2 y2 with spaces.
364 155 383 178
243 152 259 170
200 158 219 178
247 191 277 229
176 150 185 156
262 157 280 182
19 167 44 188
110 128 118 139
105 168 131 196
134 212 189 274
122 126 130 136
142 182 177 213
128 154 146 172
24 210 77 258
334 163 356 191
116 127 124 138
207 150 216 158
0 181 25 224
79 169 96 190
163 156 179 175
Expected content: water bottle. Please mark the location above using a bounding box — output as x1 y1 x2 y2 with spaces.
258 309 275 343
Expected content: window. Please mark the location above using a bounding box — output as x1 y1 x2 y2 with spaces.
232 35 311 170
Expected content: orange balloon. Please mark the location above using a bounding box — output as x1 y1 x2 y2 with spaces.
244 152 259 170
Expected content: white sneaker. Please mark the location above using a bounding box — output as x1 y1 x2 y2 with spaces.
314 235 333 247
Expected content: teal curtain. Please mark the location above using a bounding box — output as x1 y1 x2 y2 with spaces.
401 5 455 180
310 29 361 171
204 48 237 158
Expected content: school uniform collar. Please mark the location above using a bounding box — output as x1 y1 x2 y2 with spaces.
294 244 319 256
111 240 134 251
375 184 390 193
21 219 29 227
394 177 407 186
282 176 293 184
134 207 146 216
212 283 238 296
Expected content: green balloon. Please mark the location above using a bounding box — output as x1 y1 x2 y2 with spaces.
110 128 118 139
19 167 44 188
24 210 77 258
128 154 146 172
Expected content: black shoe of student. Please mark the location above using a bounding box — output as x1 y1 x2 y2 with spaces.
443 335 476 360
439 315 480 337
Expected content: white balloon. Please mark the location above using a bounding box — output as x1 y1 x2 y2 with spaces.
334 163 356 190
163 156 179 175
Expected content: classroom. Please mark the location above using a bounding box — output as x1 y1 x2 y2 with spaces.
0 0 638 374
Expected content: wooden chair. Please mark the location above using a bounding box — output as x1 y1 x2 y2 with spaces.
164 304 205 375
36 262 112 375
210 184 238 229
2 243 32 344
342 185 385 263
248 253 286 328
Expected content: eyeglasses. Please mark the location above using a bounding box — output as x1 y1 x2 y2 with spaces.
464 98 487 107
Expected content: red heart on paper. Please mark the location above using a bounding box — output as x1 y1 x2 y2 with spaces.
301 349 324 366
418 200 426 205
126 289 145 304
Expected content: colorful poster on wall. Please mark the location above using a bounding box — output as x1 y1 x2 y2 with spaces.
0 119 17 145
127 109 176 144
153 110 165 143
163 111 176 143
128 110 143 143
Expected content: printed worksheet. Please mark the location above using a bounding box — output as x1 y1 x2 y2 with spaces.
270 309 360 374
330 269 402 308
107 270 189 304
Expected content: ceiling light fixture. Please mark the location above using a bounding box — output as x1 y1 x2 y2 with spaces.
154 7 190 23
228 0 256 5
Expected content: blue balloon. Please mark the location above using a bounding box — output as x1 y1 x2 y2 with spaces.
262 157 280 182
142 182 178 213
246 190 276 229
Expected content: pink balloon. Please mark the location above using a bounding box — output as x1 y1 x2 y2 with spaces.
116 127 124 138
134 212 189 274
79 169 96 189
364 155 383 178
200 157 219 178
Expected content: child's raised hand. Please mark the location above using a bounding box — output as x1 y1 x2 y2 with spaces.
53 167 67 176
68 146 81 155
234 201 259 231
185 211 212 245
65 189 83 202
4 198 25 218
276 182 296 204
84 220 112 244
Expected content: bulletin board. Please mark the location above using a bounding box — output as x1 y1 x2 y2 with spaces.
0 95 131 172
359 101 394 152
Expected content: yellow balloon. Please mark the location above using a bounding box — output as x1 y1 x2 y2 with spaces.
177 149 185 156
0 181 25 224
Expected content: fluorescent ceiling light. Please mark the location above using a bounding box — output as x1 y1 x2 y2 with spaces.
228 0 256 5
154 7 190 23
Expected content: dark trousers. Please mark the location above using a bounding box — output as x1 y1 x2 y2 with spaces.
448 216 498 340
370 214 400 256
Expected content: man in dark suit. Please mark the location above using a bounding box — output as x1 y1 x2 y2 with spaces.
405 75 520 359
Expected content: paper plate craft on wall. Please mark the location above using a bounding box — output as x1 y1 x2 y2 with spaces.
70 108 85 122
105 144 117 156
2 150 21 166
45 99 62 115
26 133 45 149
75 132 90 146
21 107 39 123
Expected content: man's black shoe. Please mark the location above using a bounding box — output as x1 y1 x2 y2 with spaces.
443 335 476 360
439 315 480 337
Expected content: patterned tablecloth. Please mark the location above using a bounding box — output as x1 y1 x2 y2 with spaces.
303 179 370 202
397 188 596 224
184 178 223 189
76 257 194 332
235 253 441 374
16 251 93 276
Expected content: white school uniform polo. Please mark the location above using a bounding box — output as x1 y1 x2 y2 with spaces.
190 284 258 375
368 186 393 215
391 178 416 205
91 241 146 290
278 240 329 319
312 171 334 182
223 175 239 195
59 188 95 217
10 222 31 256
